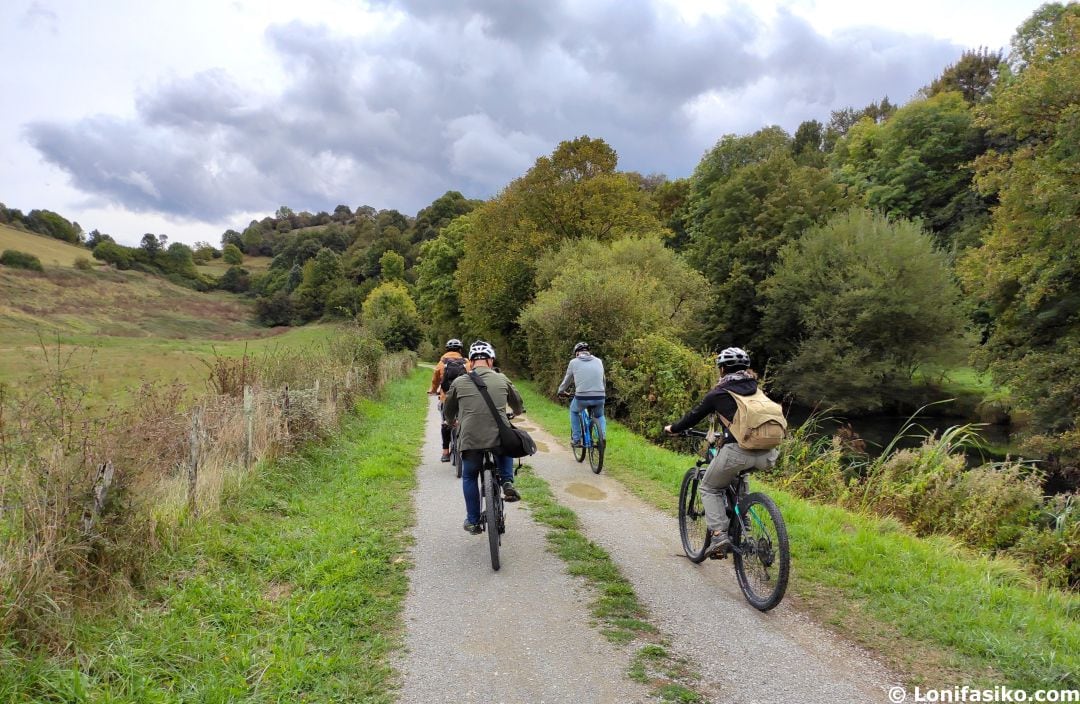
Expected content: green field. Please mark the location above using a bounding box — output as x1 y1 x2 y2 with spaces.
0 224 96 268
196 255 273 276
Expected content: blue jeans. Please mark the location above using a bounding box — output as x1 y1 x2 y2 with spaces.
461 450 515 525
570 397 607 444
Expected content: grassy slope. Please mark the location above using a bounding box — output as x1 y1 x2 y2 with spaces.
517 382 1079 690
0 264 330 397
0 224 93 268
196 256 273 276
0 368 430 702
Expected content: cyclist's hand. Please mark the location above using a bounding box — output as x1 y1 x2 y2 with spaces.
664 424 675 435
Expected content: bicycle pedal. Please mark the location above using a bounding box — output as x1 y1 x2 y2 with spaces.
708 551 728 560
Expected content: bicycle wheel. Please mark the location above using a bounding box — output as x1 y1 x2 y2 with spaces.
484 471 501 571
588 421 604 474
678 468 709 563
573 414 587 463
733 492 789 611
451 429 461 478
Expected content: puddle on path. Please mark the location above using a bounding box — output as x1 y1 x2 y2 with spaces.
534 440 550 453
565 482 607 501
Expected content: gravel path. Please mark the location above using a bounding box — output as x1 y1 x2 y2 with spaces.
518 413 901 704
397 397 652 703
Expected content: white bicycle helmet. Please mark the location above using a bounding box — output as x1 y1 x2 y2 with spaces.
716 347 750 368
573 341 589 354
468 340 496 361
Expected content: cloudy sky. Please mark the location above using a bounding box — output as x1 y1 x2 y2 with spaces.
1 0 1041 246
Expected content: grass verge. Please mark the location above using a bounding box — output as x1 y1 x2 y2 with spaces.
517 381 1079 690
515 467 705 703
0 368 430 702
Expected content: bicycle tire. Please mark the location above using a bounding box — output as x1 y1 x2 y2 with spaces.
588 421 604 473
573 414 587 463
484 471 501 571
678 468 709 563
733 492 789 611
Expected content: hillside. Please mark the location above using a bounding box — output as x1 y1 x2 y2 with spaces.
0 223 95 267
0 263 311 396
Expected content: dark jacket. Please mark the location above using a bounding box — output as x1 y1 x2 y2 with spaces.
442 367 525 451
669 371 758 444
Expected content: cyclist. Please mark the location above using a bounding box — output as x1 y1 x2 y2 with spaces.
664 347 778 557
556 341 606 448
442 340 524 534
429 338 469 462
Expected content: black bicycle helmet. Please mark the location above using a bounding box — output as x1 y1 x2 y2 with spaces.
716 347 750 369
573 341 589 354
445 338 463 352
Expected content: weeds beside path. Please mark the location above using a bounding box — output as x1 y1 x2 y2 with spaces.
0 368 430 702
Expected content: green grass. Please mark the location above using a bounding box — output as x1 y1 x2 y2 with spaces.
0 368 430 702
517 381 1080 690
196 256 273 276
0 224 94 268
515 467 704 702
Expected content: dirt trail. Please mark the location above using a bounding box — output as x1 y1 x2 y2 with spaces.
399 398 899 703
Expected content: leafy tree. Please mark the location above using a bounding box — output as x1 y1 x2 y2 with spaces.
685 149 850 352
192 241 217 263
93 241 134 269
333 204 353 222
415 215 470 346
325 282 365 318
361 281 422 351
379 250 405 281
457 136 662 358
217 266 251 293
293 247 345 321
140 233 162 256
926 47 1004 104
831 92 990 251
221 229 243 249
792 119 826 166
519 236 709 390
761 208 969 411
222 243 244 265
255 289 294 326
160 242 199 279
85 229 114 249
26 209 80 243
960 4 1080 436
412 191 480 243
823 97 898 152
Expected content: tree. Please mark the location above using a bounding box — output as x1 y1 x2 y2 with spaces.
222 243 244 265
217 266 251 293
792 119 826 166
333 204 353 222
379 250 405 281
411 191 480 243
221 229 243 249
685 149 850 353
960 4 1080 436
140 233 161 256
761 208 968 411
831 92 990 251
415 215 470 346
26 209 80 243
85 229 114 249
926 47 1004 104
519 236 709 390
293 247 345 321
361 281 422 351
93 241 134 269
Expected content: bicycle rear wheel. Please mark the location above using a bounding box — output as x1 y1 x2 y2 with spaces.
573 416 587 463
678 468 709 562
451 429 461 478
733 492 789 611
588 421 604 474
484 472 501 571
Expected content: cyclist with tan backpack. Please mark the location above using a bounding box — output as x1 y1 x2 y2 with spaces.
664 347 786 558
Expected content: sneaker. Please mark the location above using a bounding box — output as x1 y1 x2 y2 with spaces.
440 453 451 463
502 482 521 502
463 520 482 535
570 440 583 448
706 533 731 559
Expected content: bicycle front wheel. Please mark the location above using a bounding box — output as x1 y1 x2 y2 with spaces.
573 420 586 463
484 473 501 571
588 422 605 474
733 492 789 611
678 468 709 562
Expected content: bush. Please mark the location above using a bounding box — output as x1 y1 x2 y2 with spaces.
222 243 244 265
73 257 93 271
361 281 422 351
0 249 44 272
92 241 134 270
606 333 714 440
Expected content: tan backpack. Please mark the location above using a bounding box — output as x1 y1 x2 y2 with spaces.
718 388 787 450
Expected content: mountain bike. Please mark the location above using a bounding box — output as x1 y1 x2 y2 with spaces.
560 393 605 473
478 449 511 571
677 429 789 611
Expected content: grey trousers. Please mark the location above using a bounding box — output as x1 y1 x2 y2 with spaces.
700 443 779 533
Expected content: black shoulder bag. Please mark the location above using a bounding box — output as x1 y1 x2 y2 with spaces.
468 371 537 458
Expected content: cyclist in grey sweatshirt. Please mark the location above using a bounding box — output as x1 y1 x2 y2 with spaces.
557 342 607 447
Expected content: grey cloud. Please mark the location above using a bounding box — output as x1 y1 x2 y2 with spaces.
25 2 962 224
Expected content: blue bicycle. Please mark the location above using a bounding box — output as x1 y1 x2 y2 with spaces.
561 393 605 473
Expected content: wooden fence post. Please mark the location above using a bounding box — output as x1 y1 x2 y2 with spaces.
81 460 114 535
243 385 254 470
188 409 201 516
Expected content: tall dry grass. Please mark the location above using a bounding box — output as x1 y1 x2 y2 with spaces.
0 328 415 650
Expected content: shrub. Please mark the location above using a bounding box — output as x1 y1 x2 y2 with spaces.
222 243 244 265
73 257 93 271
606 333 714 440
0 249 44 272
92 241 134 270
361 281 422 351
